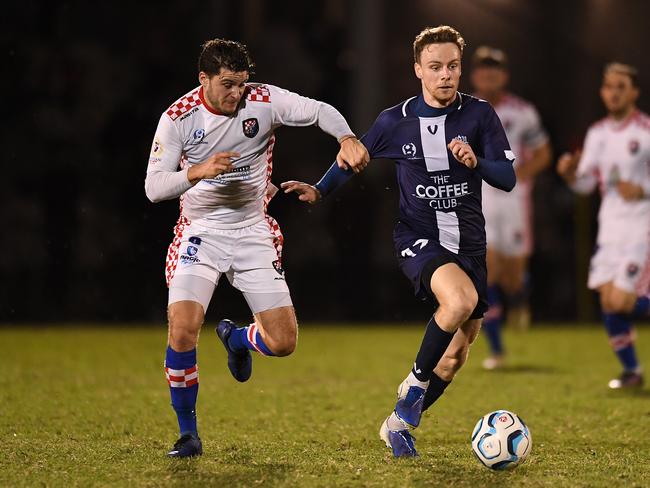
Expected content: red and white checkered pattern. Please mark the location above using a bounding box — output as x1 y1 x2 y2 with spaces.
165 205 190 287
609 329 637 351
165 364 199 388
247 85 271 103
262 135 284 262
166 88 202 121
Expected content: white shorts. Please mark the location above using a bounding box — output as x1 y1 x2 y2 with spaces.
165 217 292 314
483 193 532 257
588 241 650 293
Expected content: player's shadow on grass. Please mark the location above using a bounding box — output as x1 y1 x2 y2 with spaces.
167 460 293 486
483 364 558 374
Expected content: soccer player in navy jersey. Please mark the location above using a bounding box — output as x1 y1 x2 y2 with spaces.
282 25 515 457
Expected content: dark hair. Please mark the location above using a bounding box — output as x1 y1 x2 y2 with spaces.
604 62 638 87
198 38 255 76
413 25 465 63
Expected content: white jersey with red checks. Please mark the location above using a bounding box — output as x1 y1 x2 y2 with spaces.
574 109 650 247
481 93 549 255
145 83 353 229
483 92 549 201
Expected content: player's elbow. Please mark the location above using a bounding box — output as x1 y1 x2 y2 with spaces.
144 180 164 203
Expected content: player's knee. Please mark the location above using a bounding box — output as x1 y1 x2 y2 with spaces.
600 293 627 314
168 305 203 351
443 289 478 323
266 332 297 357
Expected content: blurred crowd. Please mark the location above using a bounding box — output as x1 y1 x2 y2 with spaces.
2 0 647 323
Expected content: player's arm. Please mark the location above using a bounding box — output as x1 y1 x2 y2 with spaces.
281 110 392 203
145 114 239 202
515 108 552 181
269 85 369 173
557 129 599 195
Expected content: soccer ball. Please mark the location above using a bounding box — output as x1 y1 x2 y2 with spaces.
471 410 532 470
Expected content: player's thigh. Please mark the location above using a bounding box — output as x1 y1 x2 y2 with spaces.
599 282 637 314
430 262 478 310
591 242 647 307
254 305 298 343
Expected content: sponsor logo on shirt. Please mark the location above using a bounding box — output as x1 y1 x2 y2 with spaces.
205 165 252 185
180 255 200 265
180 107 199 121
186 246 198 256
413 174 471 210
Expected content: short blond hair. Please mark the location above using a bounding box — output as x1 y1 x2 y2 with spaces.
413 25 465 62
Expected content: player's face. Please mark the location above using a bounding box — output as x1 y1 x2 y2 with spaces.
200 69 249 115
470 66 508 98
600 71 639 118
414 42 462 107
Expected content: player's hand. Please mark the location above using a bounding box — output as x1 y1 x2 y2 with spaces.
556 150 581 183
188 151 240 184
448 139 477 168
617 180 644 201
336 136 370 174
280 180 321 204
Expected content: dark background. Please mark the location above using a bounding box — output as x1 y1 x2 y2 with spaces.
2 0 648 324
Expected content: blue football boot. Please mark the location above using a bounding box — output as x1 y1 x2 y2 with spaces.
216 319 252 382
380 417 418 457
394 379 427 428
167 433 202 458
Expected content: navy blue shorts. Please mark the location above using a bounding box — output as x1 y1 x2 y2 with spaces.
394 223 488 319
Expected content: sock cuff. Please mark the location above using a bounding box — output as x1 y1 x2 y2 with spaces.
166 346 197 368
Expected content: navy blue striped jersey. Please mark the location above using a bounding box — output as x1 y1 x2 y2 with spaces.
361 93 514 255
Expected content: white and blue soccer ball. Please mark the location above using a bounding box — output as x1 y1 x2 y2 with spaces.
471 410 532 470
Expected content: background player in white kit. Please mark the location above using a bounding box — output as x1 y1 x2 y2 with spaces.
145 38 369 458
470 47 552 370
558 62 649 389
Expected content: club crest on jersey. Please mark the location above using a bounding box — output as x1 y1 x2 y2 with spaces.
272 259 284 276
629 139 640 154
453 134 468 144
243 118 259 138
402 143 417 157
627 263 639 277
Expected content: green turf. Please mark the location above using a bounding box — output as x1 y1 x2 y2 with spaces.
2 324 649 487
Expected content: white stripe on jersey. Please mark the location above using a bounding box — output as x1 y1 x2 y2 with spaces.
436 210 461 254
419 116 450 172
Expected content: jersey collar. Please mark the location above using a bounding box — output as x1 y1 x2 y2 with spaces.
414 94 461 117
198 86 226 116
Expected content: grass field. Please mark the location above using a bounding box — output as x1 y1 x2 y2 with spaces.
2 324 650 487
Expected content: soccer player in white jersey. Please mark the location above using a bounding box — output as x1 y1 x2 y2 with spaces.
558 62 649 389
145 38 369 457
470 47 552 370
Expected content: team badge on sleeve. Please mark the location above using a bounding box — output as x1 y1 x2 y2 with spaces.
243 118 259 138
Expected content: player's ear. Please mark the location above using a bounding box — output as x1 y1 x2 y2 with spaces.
414 62 423 80
198 71 209 87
